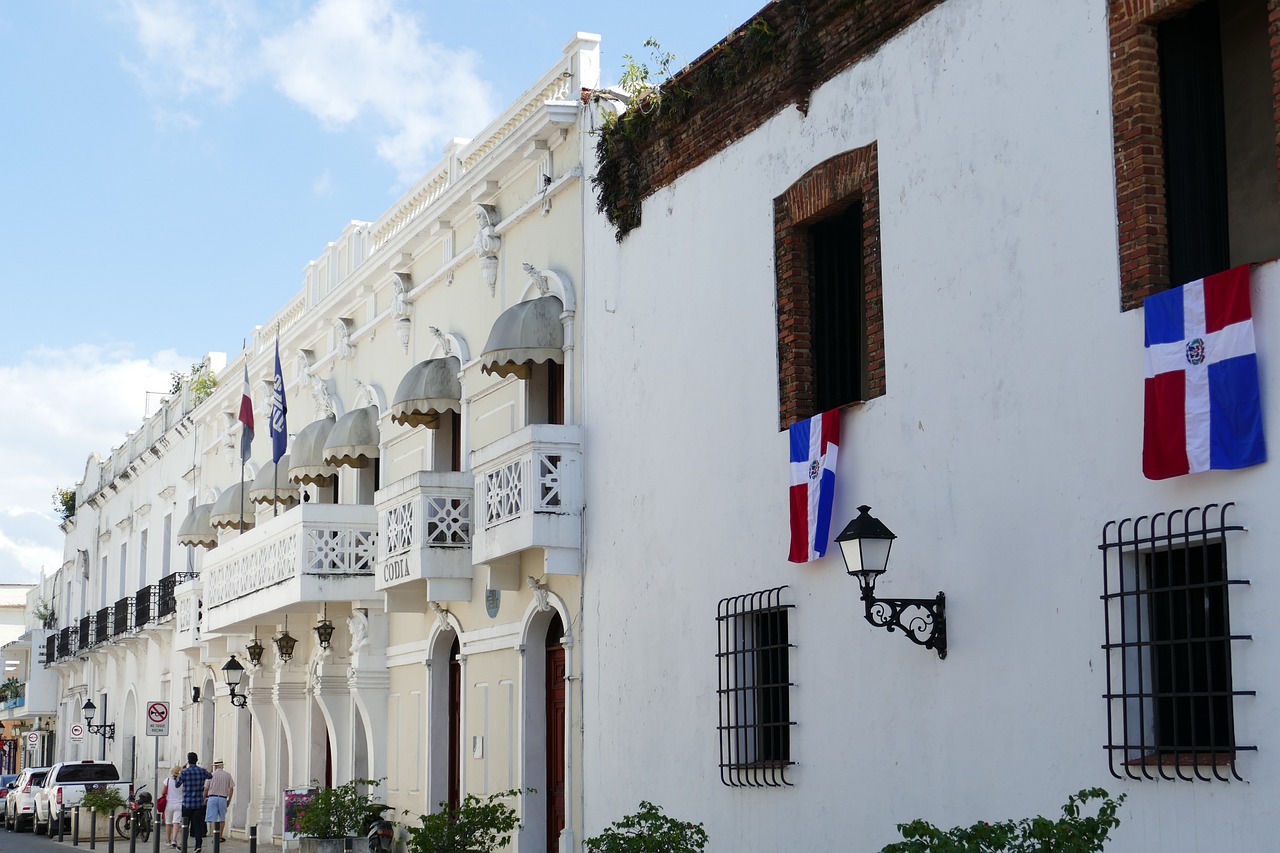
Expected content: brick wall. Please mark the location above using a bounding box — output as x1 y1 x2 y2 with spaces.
775 143 884 430
1110 0 1280 310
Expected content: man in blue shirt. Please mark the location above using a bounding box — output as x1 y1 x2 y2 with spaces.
176 752 212 849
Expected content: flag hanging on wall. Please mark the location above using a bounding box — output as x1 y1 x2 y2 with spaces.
788 409 841 562
1143 264 1266 480
270 337 288 464
239 362 255 464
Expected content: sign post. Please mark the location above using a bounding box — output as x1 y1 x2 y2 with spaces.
146 701 169 810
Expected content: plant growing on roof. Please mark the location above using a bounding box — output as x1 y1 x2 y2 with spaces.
33 596 55 628
880 789 1126 853
52 486 76 521
0 677 19 701
170 362 218 405
584 800 709 853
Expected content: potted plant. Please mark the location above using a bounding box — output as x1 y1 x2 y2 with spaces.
403 789 527 853
585 801 709 853
80 786 126 841
292 778 383 853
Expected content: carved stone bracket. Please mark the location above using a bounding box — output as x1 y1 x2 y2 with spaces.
473 204 501 296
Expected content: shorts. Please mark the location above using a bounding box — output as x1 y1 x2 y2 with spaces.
165 803 183 825
205 796 228 822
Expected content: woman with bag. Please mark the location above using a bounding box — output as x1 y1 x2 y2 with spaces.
162 766 183 848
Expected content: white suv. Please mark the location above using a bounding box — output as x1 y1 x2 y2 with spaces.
4 767 49 832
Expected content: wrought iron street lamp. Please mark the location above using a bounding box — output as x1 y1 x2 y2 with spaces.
315 604 335 650
246 636 265 667
222 655 248 709
835 505 947 659
274 617 297 663
81 699 115 739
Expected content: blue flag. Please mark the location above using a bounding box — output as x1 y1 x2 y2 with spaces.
270 337 288 463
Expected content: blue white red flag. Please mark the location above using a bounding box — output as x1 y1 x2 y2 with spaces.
270 337 288 464
788 409 840 562
239 362 254 464
1143 264 1266 479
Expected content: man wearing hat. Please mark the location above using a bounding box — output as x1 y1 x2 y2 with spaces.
203 759 235 843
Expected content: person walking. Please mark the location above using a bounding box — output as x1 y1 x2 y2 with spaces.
203 760 235 842
176 752 212 850
163 766 184 848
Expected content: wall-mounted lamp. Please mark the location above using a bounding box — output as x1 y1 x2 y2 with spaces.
81 699 115 740
222 655 248 709
835 505 947 659
245 636 265 667
275 617 297 663
314 604 335 650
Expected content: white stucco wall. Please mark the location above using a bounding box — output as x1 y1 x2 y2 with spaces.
581 0 1279 850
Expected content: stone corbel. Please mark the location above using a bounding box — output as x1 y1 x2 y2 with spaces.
473 204 501 296
334 318 355 360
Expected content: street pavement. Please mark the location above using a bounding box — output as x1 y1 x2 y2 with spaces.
0 826 284 853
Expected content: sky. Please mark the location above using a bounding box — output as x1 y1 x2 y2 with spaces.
0 0 767 584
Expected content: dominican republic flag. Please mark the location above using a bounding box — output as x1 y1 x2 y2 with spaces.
1143 264 1266 480
270 337 288 464
239 362 254 464
788 409 841 562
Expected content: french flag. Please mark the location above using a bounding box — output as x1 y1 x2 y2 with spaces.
1143 264 1266 479
788 409 840 562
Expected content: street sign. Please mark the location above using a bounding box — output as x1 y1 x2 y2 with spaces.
69 723 84 743
25 732 38 748
145 701 170 737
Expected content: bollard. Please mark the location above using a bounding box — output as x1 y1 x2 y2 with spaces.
181 819 189 853
70 807 77 845
129 802 138 853
248 824 257 853
213 828 220 853
108 815 116 853
89 808 97 850
152 807 161 853
344 837 353 851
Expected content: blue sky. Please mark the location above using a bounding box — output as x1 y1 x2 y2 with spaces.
0 0 767 583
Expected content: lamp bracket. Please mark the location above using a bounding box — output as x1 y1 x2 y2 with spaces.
861 588 947 659
87 722 116 740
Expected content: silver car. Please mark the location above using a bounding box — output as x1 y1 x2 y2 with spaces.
4 767 49 832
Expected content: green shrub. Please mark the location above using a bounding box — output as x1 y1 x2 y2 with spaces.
293 778 383 839
881 789 1126 853
403 789 526 853
585 800 708 853
80 786 126 815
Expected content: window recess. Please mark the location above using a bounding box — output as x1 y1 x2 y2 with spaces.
716 585 796 788
1100 502 1255 781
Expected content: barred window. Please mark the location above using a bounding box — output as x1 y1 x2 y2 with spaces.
1101 503 1255 780
716 586 795 787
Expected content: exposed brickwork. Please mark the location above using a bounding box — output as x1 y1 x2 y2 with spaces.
775 143 883 430
1110 0 1280 310
614 0 944 229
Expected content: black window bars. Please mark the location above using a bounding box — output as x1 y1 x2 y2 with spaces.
1100 502 1255 781
716 585 796 788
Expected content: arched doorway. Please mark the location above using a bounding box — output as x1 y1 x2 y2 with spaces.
448 637 461 809
545 614 565 853
426 628 459 813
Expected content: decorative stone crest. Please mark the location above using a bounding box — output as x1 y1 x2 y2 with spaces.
473 204 501 296
528 575 552 612
391 272 412 319
428 326 452 356
431 601 451 632
522 263 551 297
347 609 369 655
334 318 355 360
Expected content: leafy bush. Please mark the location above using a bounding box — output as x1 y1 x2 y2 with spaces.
403 789 526 853
52 486 76 521
170 362 218 405
293 778 383 839
881 789 1126 853
80 786 126 815
585 800 708 853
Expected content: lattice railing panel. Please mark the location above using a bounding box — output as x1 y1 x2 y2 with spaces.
485 459 527 527
425 496 471 546
383 501 416 558
306 528 376 574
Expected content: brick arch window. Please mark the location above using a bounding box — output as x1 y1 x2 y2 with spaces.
774 142 884 430
1110 0 1280 310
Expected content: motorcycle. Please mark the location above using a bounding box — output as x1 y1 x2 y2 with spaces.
363 803 395 852
114 784 153 841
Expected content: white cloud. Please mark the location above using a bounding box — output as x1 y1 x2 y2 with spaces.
312 168 333 196
119 0 498 182
0 345 189 583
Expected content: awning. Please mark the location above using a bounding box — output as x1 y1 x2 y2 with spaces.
390 356 461 428
249 455 300 506
289 415 337 484
323 406 381 468
480 296 564 379
209 483 255 531
176 504 218 549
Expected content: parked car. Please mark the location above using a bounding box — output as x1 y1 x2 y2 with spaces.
0 774 17 799
33 760 129 836
4 767 49 831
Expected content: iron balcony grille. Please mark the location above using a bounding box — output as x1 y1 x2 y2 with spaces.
134 585 153 627
157 574 179 619
78 616 92 650
46 633 57 665
1100 502 1255 781
716 585 796 788
112 597 132 636
94 607 111 644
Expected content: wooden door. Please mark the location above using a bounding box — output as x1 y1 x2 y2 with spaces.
545 615 566 852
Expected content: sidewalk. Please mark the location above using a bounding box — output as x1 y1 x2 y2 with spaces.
42 828 282 853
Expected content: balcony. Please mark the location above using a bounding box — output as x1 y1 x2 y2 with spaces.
375 471 473 604
78 615 92 650
471 423 583 579
111 596 132 636
134 584 153 627
203 502 379 633
94 608 110 644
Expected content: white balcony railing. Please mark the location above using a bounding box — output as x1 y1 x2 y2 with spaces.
471 423 582 575
376 471 473 601
203 503 378 632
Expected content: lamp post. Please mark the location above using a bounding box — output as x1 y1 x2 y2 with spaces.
222 655 248 709
835 505 947 659
82 698 114 759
